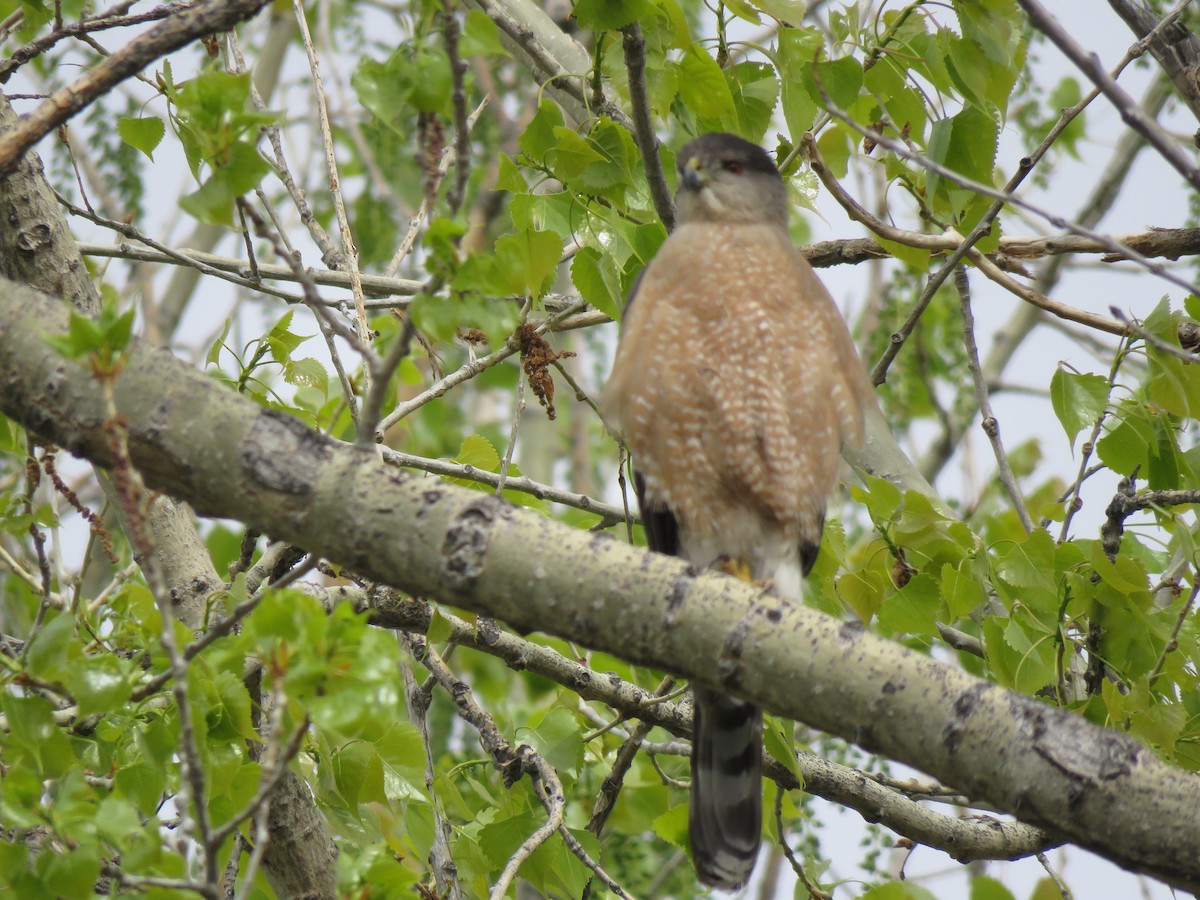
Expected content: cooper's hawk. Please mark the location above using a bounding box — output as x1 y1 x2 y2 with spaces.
600 133 876 889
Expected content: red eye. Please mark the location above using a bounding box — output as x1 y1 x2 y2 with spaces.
722 160 744 174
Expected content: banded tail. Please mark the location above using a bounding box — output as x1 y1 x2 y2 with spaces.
690 685 763 890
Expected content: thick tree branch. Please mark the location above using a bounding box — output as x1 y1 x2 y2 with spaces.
0 0 272 177
2 283 1198 891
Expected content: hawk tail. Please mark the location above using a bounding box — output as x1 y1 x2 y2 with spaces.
690 686 763 890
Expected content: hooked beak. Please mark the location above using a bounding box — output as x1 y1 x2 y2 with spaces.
680 156 708 193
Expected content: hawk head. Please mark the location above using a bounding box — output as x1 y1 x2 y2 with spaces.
674 132 788 228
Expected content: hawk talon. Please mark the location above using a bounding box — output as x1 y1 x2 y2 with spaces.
713 556 773 592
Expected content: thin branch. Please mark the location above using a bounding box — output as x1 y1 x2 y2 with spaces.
1036 850 1075 900
442 0 472 216
775 790 827 900
291 0 369 347
621 22 674 231
338 591 1058 865
60 199 309 305
385 97 489 279
378 299 588 430
867 24 1121 385
956 268 1034 533
415 640 566 900
0 0 186 83
398 634 462 900
586 677 674 837
466 0 633 130
380 446 629 521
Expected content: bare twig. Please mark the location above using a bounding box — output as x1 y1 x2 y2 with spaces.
380 446 629 520
956 267 1034 533
291 0 369 348
775 790 827 900
398 634 462 900
1036 850 1075 900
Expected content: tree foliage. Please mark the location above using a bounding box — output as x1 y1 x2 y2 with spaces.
0 0 1199 898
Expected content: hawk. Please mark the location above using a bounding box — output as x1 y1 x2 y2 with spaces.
600 132 877 889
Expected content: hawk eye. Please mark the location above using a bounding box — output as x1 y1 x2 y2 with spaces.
722 160 744 174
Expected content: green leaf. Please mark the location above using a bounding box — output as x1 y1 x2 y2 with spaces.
993 528 1058 613
492 228 564 297
519 100 565 162
456 434 502 471
46 300 136 365
461 9 508 57
283 356 328 393
726 62 780 141
41 842 101 899
180 142 271 226
1145 300 1200 418
206 316 232 367
572 0 660 31
651 802 689 850
117 115 165 160
928 105 997 211
571 246 623 321
803 56 864 113
678 46 735 121
763 716 801 782
24 612 74 682
521 707 583 777
1096 402 1154 476
777 27 822 136
877 573 941 636
352 45 451 130
426 607 455 645
970 874 1016 900
861 881 938 899
2 693 74 778
332 740 386 807
550 127 605 180
495 153 527 193
837 568 887 623
850 472 903 523
1049 367 1109 450
941 560 987 620
757 0 805 22
64 656 132 717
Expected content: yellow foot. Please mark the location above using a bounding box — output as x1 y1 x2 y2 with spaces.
716 555 753 581
714 556 772 592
